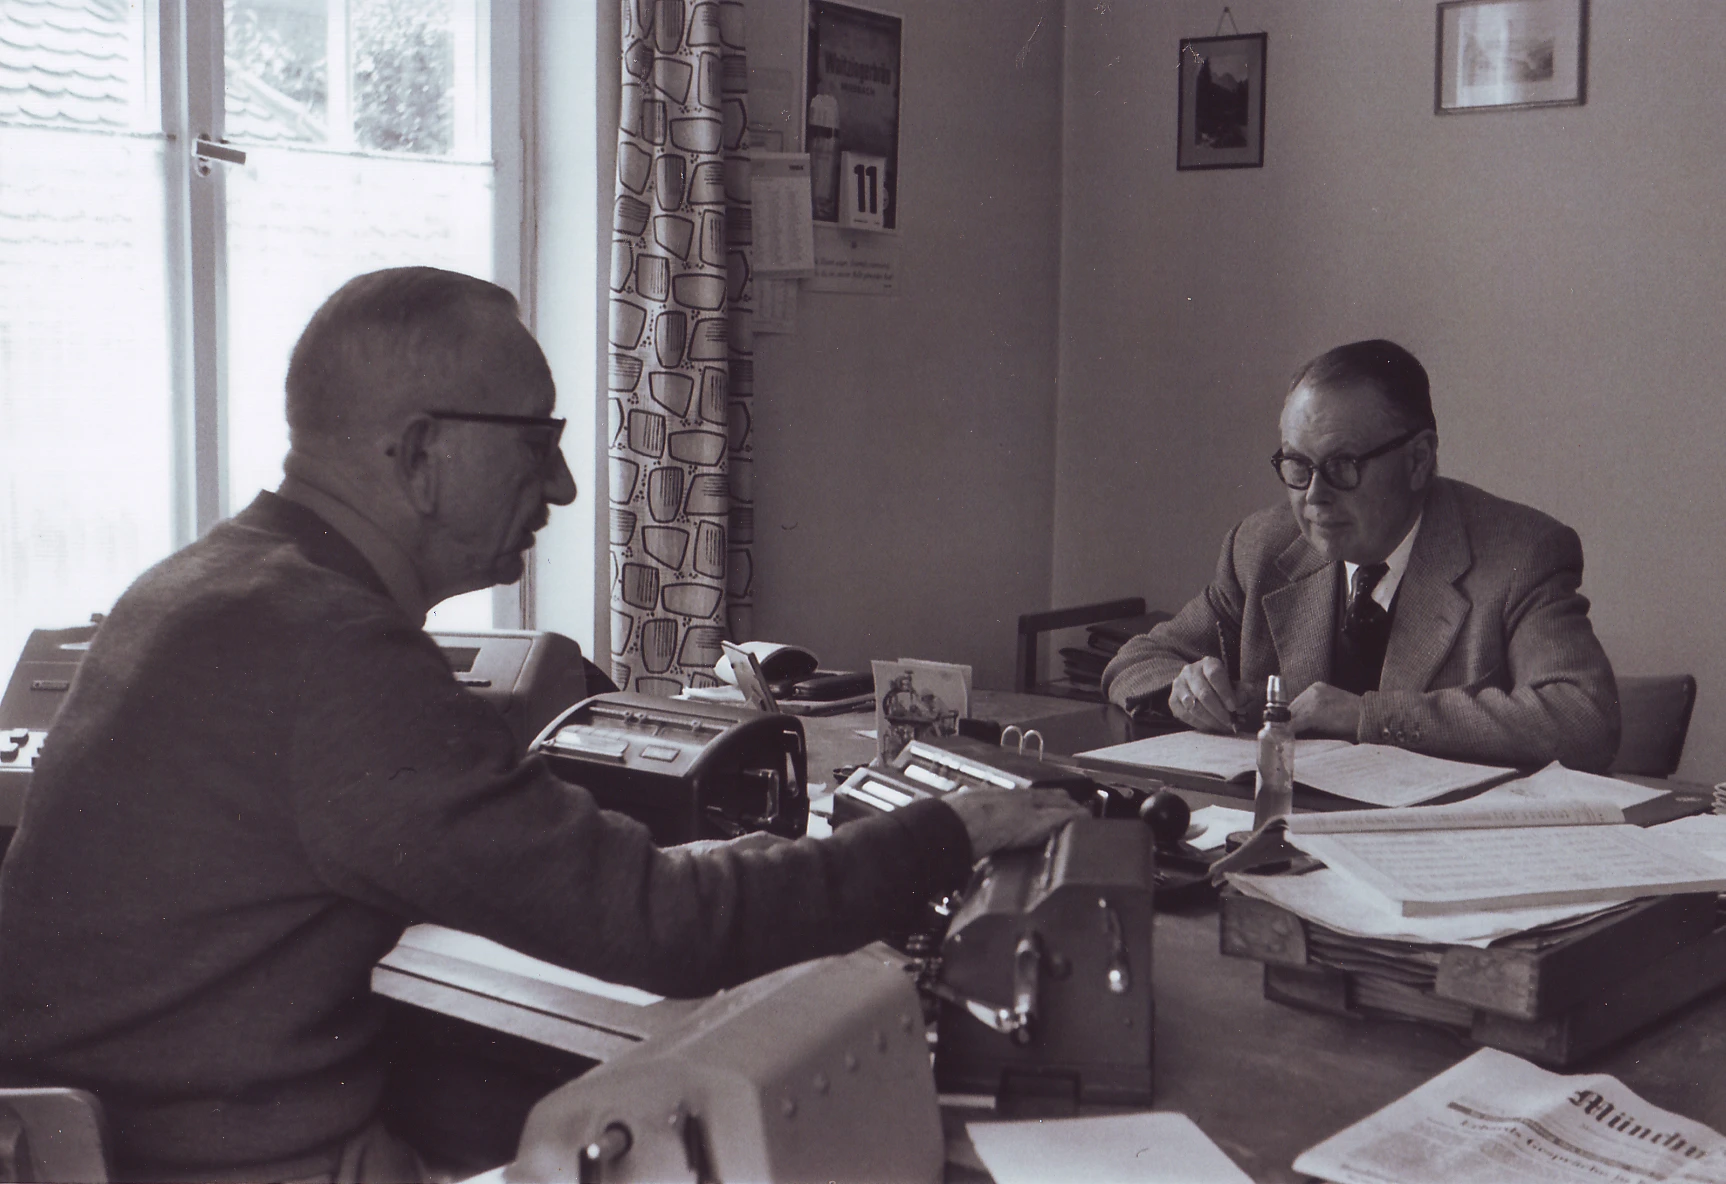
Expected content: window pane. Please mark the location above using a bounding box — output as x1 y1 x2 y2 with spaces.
224 0 493 623
225 0 330 145
0 4 172 676
223 148 494 507
425 589 494 630
353 0 458 154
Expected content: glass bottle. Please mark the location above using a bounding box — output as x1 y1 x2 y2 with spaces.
1253 675 1295 829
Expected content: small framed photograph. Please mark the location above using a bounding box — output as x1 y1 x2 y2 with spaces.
1437 0 1587 114
1176 33 1266 171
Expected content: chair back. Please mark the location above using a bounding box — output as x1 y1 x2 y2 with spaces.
1608 674 1698 778
0 1087 108 1183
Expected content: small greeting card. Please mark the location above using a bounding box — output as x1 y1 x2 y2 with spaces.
871 658 972 762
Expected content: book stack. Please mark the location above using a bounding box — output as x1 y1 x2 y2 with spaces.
1054 612 1171 694
1220 889 1726 1068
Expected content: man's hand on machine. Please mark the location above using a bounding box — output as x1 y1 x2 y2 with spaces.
943 787 1090 859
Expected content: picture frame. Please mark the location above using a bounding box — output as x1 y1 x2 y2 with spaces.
1176 33 1266 171
1436 0 1587 114
804 0 903 231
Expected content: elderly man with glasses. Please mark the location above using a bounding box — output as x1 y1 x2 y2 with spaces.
1102 338 1619 772
0 268 1084 1183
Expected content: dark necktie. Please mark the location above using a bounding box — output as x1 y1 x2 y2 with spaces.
1333 563 1392 694
1345 563 1391 641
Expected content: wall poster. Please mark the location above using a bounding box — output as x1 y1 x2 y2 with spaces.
804 1 902 232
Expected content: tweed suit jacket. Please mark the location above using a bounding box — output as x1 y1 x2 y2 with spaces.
1101 477 1620 771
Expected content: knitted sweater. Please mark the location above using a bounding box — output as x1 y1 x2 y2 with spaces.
0 494 972 1177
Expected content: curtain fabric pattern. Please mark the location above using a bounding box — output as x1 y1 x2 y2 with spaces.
608 0 754 696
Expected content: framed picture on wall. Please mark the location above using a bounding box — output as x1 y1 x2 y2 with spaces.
1436 0 1588 114
1176 33 1266 171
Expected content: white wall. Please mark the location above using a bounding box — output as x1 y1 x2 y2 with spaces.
529 0 1065 690
742 0 1068 689
1055 0 1726 779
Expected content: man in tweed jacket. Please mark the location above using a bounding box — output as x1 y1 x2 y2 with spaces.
1101 340 1618 772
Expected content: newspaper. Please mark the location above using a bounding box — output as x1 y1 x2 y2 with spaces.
1295 1047 1726 1184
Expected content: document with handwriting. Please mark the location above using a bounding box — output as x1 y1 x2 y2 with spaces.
1290 824 1726 916
1293 744 1514 807
1080 732 1349 781
1286 763 1672 833
1079 733 1510 805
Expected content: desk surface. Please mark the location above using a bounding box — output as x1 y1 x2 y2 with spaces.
380 693 1726 1184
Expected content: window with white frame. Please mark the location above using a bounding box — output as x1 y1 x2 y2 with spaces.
0 0 526 675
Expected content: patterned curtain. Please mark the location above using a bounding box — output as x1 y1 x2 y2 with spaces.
608 0 754 697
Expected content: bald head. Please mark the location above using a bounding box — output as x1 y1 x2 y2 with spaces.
286 267 551 446
278 268 575 606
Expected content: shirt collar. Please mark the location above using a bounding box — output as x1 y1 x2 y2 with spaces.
1344 510 1423 612
276 471 431 623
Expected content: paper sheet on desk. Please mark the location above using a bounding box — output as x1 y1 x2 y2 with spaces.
1295 1047 1726 1184
1652 813 1726 865
967 1113 1250 1184
394 925 664 1006
1187 805 1255 851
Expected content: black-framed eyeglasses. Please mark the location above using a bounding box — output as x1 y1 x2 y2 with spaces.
1270 425 1424 492
426 410 566 470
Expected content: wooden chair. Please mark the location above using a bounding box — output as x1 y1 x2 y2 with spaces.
0 1088 109 1183
1608 674 1698 778
1015 597 1171 700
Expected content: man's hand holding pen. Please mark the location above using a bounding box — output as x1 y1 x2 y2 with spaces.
1169 656 1246 734
1170 657 1363 740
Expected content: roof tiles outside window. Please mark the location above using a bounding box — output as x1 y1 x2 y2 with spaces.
0 0 140 130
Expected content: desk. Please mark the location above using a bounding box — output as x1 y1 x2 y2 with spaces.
376 694 1726 1183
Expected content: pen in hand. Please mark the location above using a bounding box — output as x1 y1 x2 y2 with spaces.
1209 604 1250 735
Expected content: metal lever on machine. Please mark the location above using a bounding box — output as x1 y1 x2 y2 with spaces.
674 1104 719 1184
577 1123 632 1183
1100 897 1130 994
1010 931 1042 1045
922 929 1044 1044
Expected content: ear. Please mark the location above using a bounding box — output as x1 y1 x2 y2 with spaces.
1408 430 1438 491
392 415 441 516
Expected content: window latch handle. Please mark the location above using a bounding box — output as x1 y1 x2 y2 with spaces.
194 135 247 172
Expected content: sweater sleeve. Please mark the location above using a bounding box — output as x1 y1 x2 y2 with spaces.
288 618 973 997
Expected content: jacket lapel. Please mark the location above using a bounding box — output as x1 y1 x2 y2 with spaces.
1263 533 1337 694
1382 479 1472 691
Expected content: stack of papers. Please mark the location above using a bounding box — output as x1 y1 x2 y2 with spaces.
1231 764 1722 933
1228 867 1624 947
1286 824 1726 916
